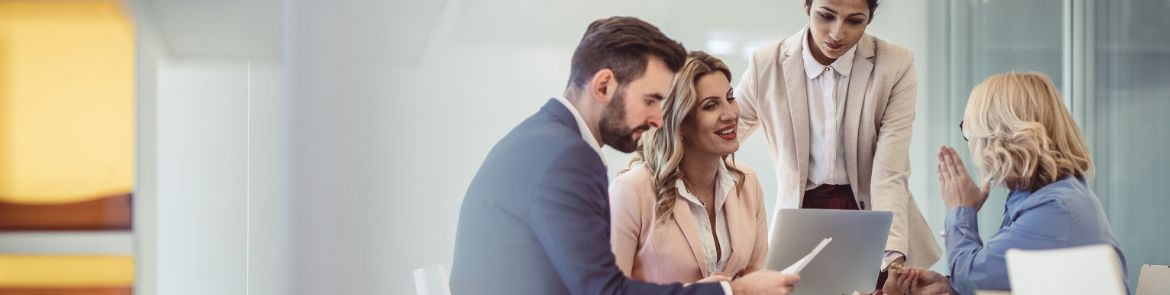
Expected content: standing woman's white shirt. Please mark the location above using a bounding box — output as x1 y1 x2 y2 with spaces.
733 26 941 269
798 32 914 268
801 32 855 190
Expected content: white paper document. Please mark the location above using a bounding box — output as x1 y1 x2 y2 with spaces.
781 237 832 275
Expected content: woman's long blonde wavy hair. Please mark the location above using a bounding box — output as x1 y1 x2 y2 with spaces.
625 51 745 223
963 72 1093 191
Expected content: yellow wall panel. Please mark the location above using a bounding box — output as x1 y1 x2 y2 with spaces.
0 0 135 204
0 255 134 287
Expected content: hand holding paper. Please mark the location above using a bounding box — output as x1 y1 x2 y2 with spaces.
781 237 832 275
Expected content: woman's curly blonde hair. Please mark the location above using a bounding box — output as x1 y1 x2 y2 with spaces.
624 51 745 222
962 72 1093 191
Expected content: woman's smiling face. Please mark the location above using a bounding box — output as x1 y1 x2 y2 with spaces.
681 73 740 157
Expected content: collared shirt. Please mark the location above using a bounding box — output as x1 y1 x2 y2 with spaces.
674 163 737 277
554 96 607 167
945 177 1127 295
801 33 905 271
801 31 856 191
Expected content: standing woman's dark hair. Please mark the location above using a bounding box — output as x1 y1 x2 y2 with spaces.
804 0 879 22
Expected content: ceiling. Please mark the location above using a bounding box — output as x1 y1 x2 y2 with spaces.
129 0 284 60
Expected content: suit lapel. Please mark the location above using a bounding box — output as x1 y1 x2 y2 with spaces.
672 197 709 271
843 36 874 194
781 30 810 203
720 188 745 273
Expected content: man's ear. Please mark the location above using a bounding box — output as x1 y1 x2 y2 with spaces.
590 69 617 104
804 3 811 16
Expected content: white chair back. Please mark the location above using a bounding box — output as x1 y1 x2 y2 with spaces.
1005 244 1127 295
413 264 452 295
1136 264 1170 295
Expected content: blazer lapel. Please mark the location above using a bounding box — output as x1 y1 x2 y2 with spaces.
843 35 875 197
720 189 746 274
672 197 709 271
781 30 810 204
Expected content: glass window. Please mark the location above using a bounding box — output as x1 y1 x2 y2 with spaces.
1087 0 1170 289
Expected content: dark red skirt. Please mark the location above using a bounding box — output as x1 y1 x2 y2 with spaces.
802 184 860 210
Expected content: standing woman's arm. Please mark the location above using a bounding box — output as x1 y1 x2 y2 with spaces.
734 50 763 141
868 50 918 264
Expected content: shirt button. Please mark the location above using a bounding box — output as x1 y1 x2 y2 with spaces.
824 66 830 72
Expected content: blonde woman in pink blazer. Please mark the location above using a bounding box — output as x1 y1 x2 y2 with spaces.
610 51 794 293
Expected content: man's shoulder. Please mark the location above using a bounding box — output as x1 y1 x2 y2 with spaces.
499 116 601 167
475 115 607 197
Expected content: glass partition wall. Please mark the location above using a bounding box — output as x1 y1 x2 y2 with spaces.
932 0 1170 289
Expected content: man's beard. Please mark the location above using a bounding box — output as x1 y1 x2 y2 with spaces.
599 89 650 153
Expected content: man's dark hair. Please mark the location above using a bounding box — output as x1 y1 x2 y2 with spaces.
566 16 687 90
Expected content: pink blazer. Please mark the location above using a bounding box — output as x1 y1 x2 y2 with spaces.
609 163 769 284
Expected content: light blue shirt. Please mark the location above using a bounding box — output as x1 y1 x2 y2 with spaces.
945 176 1127 294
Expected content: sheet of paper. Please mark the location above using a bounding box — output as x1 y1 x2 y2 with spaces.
781 237 832 275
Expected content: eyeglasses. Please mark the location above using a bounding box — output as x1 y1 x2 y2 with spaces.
959 120 968 142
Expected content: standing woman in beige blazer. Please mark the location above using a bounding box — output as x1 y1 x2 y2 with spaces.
734 0 941 287
611 51 796 293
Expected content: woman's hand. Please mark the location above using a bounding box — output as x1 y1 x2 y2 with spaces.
882 264 913 295
731 270 799 295
884 267 952 295
937 146 990 212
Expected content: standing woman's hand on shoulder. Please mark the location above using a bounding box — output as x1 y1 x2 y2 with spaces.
937 146 990 211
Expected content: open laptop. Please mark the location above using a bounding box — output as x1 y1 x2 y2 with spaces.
765 209 892 295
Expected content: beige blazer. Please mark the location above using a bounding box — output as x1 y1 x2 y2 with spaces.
609 164 769 284
734 28 941 268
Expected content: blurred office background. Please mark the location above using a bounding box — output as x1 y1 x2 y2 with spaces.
0 1 135 294
0 0 1166 294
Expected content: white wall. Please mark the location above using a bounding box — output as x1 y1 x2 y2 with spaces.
156 60 250 295
287 0 937 294
141 59 286 295
244 62 289 295
128 0 164 291
135 58 286 295
131 0 287 293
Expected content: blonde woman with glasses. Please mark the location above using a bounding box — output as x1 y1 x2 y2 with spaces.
883 72 1127 295
609 51 799 294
